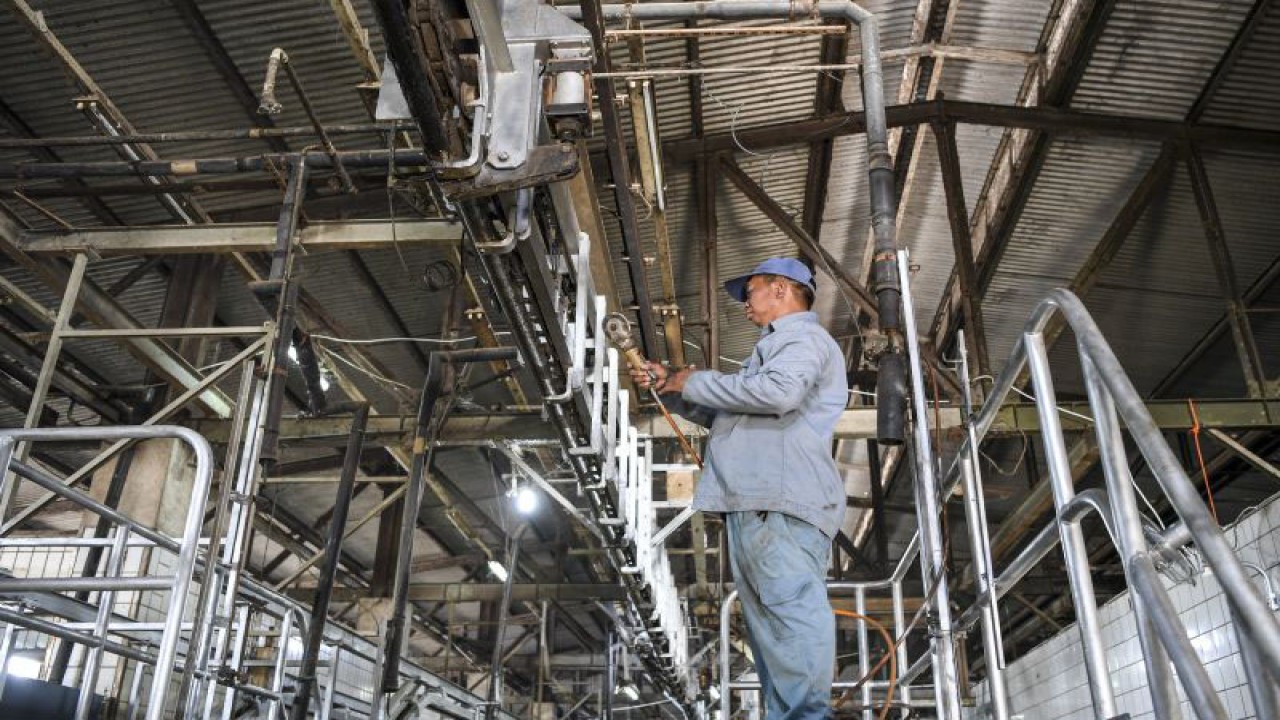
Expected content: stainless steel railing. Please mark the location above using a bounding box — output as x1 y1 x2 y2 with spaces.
941 286 1280 720
0 424 504 720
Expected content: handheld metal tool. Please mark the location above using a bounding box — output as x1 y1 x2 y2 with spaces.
603 313 703 468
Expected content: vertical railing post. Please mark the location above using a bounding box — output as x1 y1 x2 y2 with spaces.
896 251 962 720
1080 352 1180 718
956 331 1010 720
1024 332 1117 718
856 588 871 720
74 525 131 720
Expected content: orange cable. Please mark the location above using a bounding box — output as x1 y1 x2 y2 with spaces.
1187 399 1219 524
832 609 897 720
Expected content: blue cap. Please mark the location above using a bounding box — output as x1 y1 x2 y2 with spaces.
724 257 816 302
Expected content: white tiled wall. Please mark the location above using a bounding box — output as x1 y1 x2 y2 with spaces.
966 492 1280 720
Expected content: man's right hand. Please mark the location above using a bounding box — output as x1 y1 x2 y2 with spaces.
629 360 668 390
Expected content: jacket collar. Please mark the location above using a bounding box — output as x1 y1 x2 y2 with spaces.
763 310 818 336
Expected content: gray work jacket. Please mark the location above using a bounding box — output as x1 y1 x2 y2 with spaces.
666 311 848 538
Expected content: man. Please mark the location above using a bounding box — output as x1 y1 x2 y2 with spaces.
631 257 847 720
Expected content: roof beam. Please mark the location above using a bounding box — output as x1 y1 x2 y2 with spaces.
661 99 1280 161
0 213 235 416
19 219 464 255
928 0 1125 349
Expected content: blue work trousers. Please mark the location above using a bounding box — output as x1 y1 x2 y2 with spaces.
727 510 835 720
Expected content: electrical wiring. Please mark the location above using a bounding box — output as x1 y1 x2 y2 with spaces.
679 338 744 368
314 342 415 393
831 609 896 720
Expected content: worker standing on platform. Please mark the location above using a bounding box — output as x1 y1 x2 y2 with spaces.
631 257 848 720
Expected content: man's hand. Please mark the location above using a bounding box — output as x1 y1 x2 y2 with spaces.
629 361 695 393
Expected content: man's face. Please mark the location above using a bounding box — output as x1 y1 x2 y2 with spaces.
743 276 783 327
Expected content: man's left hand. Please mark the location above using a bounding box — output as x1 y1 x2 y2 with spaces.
659 365 695 394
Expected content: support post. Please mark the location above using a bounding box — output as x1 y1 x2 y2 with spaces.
0 253 86 522
1183 143 1269 398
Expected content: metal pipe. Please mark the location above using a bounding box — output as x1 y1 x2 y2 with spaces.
484 524 527 720
1081 352 1180 718
0 619 15 703
956 330 1010 720
73 526 130 720
0 607 153 665
290 403 370 720
1129 555 1228 720
258 156 311 467
1233 615 1280 720
1049 288 1280 668
382 347 520 692
0 148 430 179
1024 332 1117 718
856 588 871 720
0 123 394 148
259 49 356 192
897 251 961 720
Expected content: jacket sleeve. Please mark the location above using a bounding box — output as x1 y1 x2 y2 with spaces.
681 333 825 415
657 394 718 428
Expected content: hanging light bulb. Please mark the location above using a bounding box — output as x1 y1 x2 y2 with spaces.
487 560 509 582
513 485 539 515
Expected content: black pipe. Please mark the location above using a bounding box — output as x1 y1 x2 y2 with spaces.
0 124 392 150
484 525 526 720
875 351 907 446
0 148 428 179
381 346 519 692
367 0 451 156
256 157 310 466
289 403 370 720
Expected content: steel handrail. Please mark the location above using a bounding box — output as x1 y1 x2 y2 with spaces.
0 425 213 720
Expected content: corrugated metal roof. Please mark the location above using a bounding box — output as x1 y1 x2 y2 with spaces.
1072 0 1257 120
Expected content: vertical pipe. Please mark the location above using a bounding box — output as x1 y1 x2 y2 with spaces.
720 590 737 720
217 604 253 720
895 251 962 720
382 353 445 693
1233 618 1280 720
1024 332 1117 718
856 588 871 720
291 403 370 720
0 621 15 702
74 526 130 720
321 645 343 720
125 661 146 720
956 331 1010 720
182 360 260 716
1080 353 1180 719
268 610 297 718
258 156 309 466
603 630 616 720
485 526 525 720
891 581 910 709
